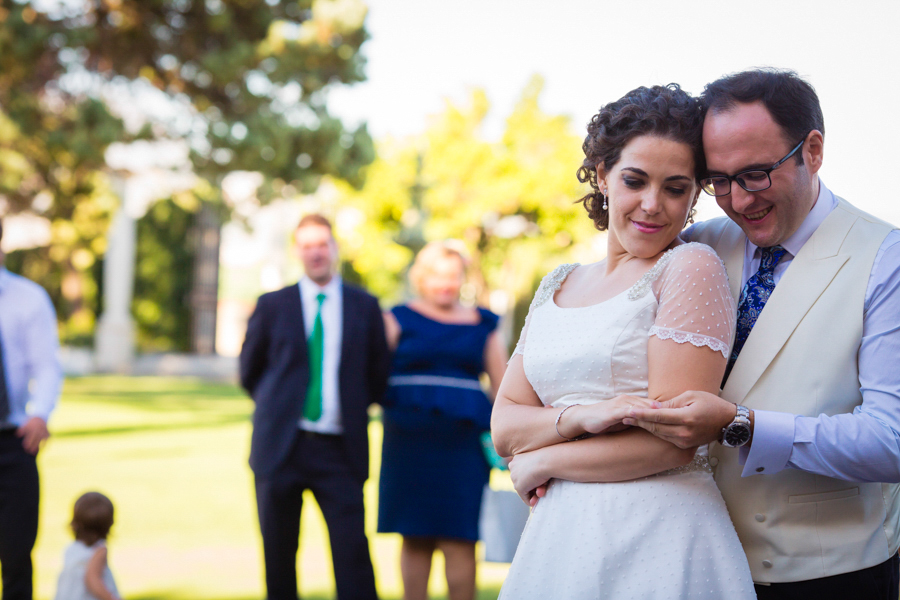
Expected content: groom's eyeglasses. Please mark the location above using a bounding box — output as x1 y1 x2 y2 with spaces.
700 138 806 197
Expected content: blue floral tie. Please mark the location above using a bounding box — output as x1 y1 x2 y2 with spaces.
723 245 787 385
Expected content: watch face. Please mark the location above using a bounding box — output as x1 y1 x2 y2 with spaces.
724 424 752 447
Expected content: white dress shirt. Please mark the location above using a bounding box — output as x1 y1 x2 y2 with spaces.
0 268 62 426
736 180 900 482
298 276 343 434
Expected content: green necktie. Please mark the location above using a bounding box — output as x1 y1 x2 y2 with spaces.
303 292 327 422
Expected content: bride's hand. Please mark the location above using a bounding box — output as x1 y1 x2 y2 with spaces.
530 484 548 507
509 450 550 506
571 396 659 435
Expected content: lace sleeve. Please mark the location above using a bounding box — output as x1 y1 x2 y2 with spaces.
649 244 736 358
511 263 580 360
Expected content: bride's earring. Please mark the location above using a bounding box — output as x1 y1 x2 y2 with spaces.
601 190 608 211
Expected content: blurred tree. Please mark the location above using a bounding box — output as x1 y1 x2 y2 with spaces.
0 3 125 344
64 0 375 188
0 0 374 350
334 76 602 343
133 194 196 353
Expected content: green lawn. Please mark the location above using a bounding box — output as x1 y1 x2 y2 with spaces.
34 377 510 600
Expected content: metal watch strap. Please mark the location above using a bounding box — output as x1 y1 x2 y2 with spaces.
720 405 752 447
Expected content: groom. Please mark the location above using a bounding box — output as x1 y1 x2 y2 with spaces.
627 69 900 599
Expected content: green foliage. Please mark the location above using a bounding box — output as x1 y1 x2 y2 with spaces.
335 77 601 321
0 2 125 343
63 0 375 188
1 0 374 349
133 197 197 352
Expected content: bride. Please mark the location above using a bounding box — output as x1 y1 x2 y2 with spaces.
492 84 756 599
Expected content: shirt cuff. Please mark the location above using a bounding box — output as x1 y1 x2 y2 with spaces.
27 409 52 424
740 410 795 477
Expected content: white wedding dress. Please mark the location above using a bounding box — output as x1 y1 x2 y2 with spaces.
499 243 756 600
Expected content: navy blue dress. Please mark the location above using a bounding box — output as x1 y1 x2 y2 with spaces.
377 305 498 542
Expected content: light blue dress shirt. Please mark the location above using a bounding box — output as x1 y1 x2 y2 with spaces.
0 268 62 426
733 181 900 482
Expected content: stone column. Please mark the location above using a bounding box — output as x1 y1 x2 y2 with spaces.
94 176 137 372
190 202 221 355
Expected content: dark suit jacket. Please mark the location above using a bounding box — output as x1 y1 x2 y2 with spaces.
239 281 390 481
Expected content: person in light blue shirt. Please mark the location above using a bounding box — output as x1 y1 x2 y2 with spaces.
0 217 62 599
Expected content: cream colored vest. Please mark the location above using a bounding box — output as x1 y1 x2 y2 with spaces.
691 199 898 583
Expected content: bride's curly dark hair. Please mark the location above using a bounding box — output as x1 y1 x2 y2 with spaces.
577 84 705 231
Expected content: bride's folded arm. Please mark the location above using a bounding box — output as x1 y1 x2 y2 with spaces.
509 330 732 501
509 429 696 500
500 246 737 496
491 354 568 458
491 354 653 457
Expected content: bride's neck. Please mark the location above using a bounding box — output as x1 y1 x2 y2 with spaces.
605 247 644 275
605 230 684 275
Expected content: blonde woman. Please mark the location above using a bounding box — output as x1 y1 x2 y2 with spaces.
378 242 507 600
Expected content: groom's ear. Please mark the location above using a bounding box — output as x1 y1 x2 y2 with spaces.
803 129 824 175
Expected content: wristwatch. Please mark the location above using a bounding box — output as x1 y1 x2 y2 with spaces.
720 405 752 448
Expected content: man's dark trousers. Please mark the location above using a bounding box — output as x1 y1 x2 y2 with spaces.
755 553 899 600
255 432 377 600
0 432 39 600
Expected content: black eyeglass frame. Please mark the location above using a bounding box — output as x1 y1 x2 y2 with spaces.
701 138 806 197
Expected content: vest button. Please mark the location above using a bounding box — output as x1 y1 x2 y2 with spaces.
762 560 773 568
709 457 719 467
755 514 766 522
756 466 765 472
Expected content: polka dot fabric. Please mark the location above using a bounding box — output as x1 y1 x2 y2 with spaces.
649 243 736 358
511 243 736 362
499 243 754 600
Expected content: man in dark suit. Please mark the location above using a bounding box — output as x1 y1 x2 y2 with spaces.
240 214 390 600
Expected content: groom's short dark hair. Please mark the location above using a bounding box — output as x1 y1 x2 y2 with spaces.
701 69 824 163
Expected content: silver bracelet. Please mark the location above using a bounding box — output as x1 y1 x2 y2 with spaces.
555 404 588 442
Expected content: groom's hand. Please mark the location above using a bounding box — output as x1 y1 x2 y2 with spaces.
623 391 738 449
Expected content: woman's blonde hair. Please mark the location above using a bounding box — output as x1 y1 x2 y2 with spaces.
408 241 468 297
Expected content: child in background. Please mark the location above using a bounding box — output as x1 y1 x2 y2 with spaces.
54 492 121 600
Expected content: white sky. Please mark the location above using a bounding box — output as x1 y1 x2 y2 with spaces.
329 0 900 223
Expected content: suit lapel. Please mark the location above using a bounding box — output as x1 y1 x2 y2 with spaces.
340 283 352 372
290 283 308 360
722 205 856 404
